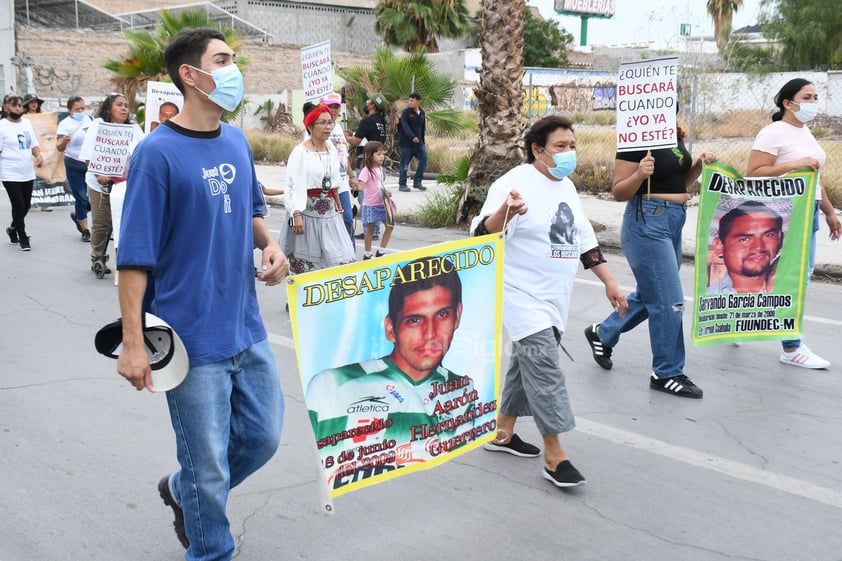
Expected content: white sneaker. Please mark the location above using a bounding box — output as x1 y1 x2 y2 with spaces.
779 345 830 369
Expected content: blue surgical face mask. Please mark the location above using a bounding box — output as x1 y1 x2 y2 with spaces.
191 64 244 112
72 111 87 122
541 148 577 179
791 101 818 123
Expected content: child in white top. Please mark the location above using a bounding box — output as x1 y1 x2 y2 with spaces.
357 141 394 259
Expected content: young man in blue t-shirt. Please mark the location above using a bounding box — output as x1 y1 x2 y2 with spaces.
115 28 289 560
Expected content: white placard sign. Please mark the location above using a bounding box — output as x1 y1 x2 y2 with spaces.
301 40 333 102
86 121 137 178
616 56 678 152
145 80 183 135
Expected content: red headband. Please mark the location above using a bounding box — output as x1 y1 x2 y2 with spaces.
303 105 332 129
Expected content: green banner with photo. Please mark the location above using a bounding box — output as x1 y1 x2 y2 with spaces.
692 162 817 346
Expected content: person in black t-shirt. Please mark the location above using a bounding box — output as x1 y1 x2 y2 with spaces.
584 125 717 399
346 95 388 239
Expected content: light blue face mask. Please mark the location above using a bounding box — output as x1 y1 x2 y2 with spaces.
72 112 87 122
542 148 577 179
191 64 244 112
791 101 818 123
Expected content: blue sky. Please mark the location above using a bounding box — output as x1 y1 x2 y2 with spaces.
527 0 765 47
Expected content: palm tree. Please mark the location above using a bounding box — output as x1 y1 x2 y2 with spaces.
338 47 474 163
462 0 526 222
707 0 744 50
102 9 246 121
375 0 475 53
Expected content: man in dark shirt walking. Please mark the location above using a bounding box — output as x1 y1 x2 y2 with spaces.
397 92 427 192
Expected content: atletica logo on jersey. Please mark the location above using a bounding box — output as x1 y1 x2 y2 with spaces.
202 163 237 214
347 395 390 414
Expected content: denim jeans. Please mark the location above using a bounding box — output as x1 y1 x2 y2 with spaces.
781 200 821 351
598 197 686 378
64 156 89 222
398 143 427 187
167 338 284 561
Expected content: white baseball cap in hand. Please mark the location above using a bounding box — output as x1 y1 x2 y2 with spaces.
95 313 189 391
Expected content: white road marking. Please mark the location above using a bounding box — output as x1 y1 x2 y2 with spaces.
576 417 842 510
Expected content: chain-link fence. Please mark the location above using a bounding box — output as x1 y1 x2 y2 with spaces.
486 69 842 206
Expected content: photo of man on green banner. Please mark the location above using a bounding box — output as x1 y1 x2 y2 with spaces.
693 163 817 346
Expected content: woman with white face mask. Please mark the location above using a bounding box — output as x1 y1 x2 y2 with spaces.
57 96 93 242
746 78 842 369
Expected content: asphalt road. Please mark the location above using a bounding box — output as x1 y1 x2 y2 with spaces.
2 203 842 561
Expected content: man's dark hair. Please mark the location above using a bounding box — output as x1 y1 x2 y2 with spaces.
523 115 575 163
409 92 422 101
388 257 462 328
159 101 180 113
718 200 783 242
165 28 226 94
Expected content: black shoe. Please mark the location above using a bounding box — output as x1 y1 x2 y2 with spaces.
649 374 703 399
483 433 540 457
158 476 189 549
413 184 427 191
543 460 586 488
81 230 91 243
18 235 31 251
70 212 84 234
372 234 379 241
354 233 366 240
91 263 112 274
375 250 386 257
363 254 373 260
6 226 17 244
584 324 613 370
398 185 411 192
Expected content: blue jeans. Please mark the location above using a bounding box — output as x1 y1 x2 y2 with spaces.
398 143 427 187
338 190 354 247
782 200 821 351
167 338 284 561
64 156 89 222
598 197 686 378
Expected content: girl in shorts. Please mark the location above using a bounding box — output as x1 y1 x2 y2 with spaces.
357 141 394 260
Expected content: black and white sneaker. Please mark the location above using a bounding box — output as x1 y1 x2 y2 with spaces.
650 373 703 399
18 235 31 251
543 460 586 488
6 226 17 244
584 324 613 370
483 434 541 457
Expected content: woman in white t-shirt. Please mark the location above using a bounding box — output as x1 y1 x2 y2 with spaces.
747 78 842 369
0 94 44 251
78 93 144 275
57 96 94 242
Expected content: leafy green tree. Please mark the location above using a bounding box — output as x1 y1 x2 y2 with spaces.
102 9 247 122
374 0 475 53
339 47 474 163
707 0 744 50
760 0 842 69
523 8 573 68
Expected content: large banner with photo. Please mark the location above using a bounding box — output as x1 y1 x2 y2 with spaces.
287 235 503 502
145 81 183 135
692 162 817 346
26 112 74 208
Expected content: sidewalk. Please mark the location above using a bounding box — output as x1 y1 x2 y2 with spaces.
255 164 842 277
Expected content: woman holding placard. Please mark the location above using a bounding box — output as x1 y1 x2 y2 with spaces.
584 123 716 398
746 78 841 369
79 93 143 276
57 96 94 242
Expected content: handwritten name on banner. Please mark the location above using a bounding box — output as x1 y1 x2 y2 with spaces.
288 235 504 504
616 56 678 152
692 162 817 346
301 40 333 102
